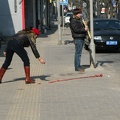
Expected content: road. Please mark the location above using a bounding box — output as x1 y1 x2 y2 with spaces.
96 52 120 76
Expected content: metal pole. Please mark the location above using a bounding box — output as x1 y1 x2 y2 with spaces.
57 0 62 45
14 0 17 13
62 4 65 36
89 0 96 68
33 0 36 28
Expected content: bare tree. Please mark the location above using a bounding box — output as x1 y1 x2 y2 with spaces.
68 0 116 19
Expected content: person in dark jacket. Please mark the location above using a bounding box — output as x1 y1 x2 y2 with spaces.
0 27 45 84
70 8 88 73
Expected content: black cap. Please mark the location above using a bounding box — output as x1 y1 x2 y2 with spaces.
72 8 82 15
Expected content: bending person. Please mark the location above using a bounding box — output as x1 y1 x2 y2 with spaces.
0 27 45 84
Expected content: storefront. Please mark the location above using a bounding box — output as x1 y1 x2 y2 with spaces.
0 0 51 36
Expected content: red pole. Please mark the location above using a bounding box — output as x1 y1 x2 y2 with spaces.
22 0 25 29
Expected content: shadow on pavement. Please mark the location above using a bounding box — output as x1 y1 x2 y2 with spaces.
2 74 51 84
40 23 58 38
96 61 114 67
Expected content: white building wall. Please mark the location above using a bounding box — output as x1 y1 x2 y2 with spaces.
0 0 22 36
0 0 49 36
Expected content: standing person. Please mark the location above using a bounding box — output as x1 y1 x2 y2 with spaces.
70 8 88 73
0 27 45 84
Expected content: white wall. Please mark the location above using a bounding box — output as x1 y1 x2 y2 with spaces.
0 0 22 36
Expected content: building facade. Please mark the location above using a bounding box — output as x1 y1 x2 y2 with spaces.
0 0 53 36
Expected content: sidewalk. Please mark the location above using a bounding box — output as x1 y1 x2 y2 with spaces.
0 22 120 120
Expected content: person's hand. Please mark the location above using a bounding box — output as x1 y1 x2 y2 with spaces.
85 26 88 31
3 52 6 57
38 57 45 64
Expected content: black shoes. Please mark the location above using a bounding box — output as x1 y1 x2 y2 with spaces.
75 68 85 73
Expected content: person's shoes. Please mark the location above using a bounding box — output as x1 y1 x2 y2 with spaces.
75 68 85 74
25 79 35 84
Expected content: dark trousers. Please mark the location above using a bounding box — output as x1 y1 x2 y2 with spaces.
2 39 30 69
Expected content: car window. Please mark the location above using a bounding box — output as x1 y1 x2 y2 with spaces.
94 20 120 30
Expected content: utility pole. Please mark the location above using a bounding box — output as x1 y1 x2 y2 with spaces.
57 0 62 45
89 0 96 68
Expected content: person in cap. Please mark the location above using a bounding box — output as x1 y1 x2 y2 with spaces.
0 27 45 84
70 8 88 73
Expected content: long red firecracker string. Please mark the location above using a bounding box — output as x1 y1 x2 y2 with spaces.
49 74 103 83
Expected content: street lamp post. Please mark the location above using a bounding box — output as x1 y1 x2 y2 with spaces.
57 0 62 45
89 0 96 68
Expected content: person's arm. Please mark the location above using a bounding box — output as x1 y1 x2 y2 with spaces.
28 35 45 64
